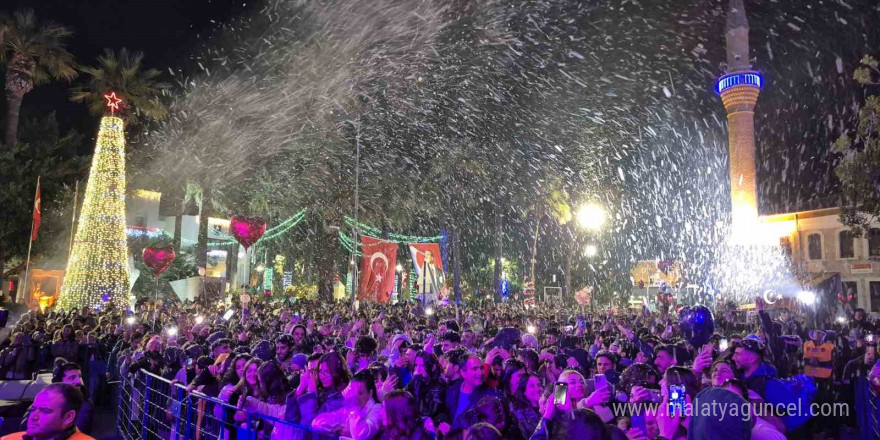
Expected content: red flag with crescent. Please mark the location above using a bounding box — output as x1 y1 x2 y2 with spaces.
32 181 41 242
358 236 397 303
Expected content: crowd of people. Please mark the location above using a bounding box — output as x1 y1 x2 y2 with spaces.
1 293 879 440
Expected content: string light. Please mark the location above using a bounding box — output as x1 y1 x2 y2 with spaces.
207 208 307 247
343 217 442 243
58 116 130 310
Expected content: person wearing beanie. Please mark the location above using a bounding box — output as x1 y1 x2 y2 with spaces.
733 338 776 399
658 387 752 440
291 353 308 372
520 333 538 351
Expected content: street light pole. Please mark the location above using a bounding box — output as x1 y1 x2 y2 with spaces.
350 119 361 308
575 202 606 310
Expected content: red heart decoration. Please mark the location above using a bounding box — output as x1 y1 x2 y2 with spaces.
230 215 267 251
143 245 176 278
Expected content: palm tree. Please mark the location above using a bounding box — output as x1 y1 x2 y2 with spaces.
70 48 169 123
0 9 77 148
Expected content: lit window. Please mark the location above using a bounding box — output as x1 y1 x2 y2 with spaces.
807 234 822 260
869 228 880 258
839 230 855 259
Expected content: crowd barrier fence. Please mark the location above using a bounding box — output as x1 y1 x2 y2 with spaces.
117 370 338 440
855 377 880 440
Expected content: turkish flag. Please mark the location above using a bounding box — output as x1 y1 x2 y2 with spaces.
358 236 398 303
32 182 41 242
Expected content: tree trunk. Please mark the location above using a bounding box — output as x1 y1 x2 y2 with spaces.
530 215 542 285
564 250 572 303
173 214 183 252
226 243 239 287
451 223 462 304
5 93 23 148
196 184 213 271
493 209 503 303
316 222 339 302
0 251 6 301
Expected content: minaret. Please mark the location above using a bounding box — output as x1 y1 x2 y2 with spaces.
717 0 763 239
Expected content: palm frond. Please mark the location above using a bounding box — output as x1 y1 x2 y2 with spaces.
69 47 170 124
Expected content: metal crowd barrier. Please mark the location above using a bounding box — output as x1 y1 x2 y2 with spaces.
855 377 880 440
117 370 338 440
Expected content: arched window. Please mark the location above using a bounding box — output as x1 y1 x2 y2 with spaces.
869 228 880 258
839 230 855 259
808 233 822 260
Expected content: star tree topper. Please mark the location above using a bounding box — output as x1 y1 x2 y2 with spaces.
104 91 123 115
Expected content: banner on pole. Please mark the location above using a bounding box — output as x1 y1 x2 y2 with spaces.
358 236 397 303
32 180 41 241
408 242 444 276
409 242 445 300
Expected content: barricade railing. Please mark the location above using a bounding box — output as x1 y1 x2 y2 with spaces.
117 369 338 440
856 377 880 440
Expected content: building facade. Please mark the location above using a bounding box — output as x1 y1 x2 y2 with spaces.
765 208 880 312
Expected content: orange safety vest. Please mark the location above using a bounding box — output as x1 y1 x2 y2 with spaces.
803 341 834 379
1 429 95 440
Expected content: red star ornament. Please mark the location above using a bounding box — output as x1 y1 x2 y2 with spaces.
104 92 123 114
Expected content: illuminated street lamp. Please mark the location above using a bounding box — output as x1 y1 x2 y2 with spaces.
576 203 606 231
797 290 816 306
584 244 598 257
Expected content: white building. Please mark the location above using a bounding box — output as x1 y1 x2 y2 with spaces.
764 208 880 312
126 189 251 290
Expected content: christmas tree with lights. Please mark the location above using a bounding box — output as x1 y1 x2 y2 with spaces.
58 92 130 310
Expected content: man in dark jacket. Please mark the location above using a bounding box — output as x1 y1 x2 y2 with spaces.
733 338 776 399
443 354 502 431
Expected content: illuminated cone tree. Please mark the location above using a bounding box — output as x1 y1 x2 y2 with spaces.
58 92 130 310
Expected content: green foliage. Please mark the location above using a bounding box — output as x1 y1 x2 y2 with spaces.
0 8 77 85
835 55 880 236
128 233 199 301
69 48 169 125
465 257 523 293
0 113 87 262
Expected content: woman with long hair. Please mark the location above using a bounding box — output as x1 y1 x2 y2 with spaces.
231 358 263 427
407 351 446 420
258 361 291 405
500 359 526 398
215 354 252 435
509 373 542 439
381 390 431 440
241 351 351 440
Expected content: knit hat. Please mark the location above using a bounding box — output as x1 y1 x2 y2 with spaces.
390 333 413 348
291 353 308 370
520 333 538 350
739 338 765 357
687 388 754 440
207 331 227 346
252 340 273 361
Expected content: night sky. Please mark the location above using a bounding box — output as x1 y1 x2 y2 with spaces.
2 0 879 214
0 0 255 145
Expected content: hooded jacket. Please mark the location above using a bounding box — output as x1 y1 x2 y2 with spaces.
744 362 777 399
687 388 754 440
